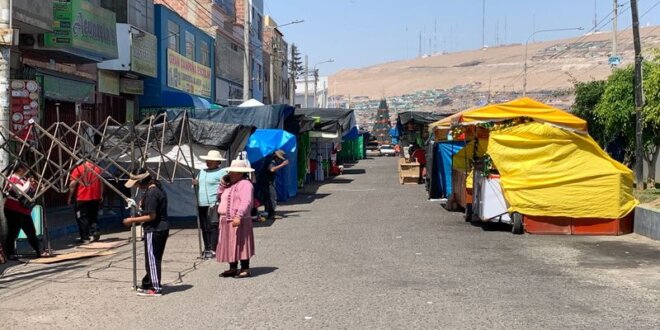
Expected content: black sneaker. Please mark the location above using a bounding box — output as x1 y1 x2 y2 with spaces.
77 238 91 244
92 233 101 242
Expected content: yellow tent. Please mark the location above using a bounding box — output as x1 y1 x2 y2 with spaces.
462 97 587 130
452 139 488 188
487 122 638 219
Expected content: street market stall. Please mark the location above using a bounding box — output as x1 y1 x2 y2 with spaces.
433 97 638 235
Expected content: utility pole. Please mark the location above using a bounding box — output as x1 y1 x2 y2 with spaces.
269 35 274 104
304 54 308 108
613 0 618 57
482 0 486 47
594 0 598 32
243 0 251 101
418 31 422 57
313 69 318 108
630 0 645 190
289 44 295 106
0 0 11 171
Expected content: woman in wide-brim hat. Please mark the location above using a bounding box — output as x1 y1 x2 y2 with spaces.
216 160 255 278
196 150 227 259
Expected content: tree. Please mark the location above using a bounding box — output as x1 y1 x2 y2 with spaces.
571 80 607 146
595 58 660 187
289 44 303 80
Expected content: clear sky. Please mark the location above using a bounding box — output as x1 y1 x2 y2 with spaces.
265 0 660 75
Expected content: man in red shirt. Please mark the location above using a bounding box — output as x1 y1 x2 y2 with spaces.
67 160 104 243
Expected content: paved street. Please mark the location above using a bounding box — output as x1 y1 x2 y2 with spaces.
1 157 659 329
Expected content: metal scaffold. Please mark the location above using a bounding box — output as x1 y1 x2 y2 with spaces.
0 112 202 289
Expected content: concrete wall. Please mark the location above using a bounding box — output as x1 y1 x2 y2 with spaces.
13 0 53 33
634 205 660 240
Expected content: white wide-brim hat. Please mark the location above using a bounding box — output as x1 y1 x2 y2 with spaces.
224 160 254 173
199 150 226 161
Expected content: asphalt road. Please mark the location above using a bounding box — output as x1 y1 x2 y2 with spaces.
1 157 659 329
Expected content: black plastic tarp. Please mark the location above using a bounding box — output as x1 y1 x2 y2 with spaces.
102 117 254 162
166 104 295 130
397 111 448 125
294 108 356 134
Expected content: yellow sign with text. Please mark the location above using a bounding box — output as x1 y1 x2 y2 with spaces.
167 49 211 98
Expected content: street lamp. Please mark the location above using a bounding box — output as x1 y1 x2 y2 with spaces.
523 27 584 96
313 59 334 108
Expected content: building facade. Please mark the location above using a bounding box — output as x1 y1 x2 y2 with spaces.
15 0 119 128
140 4 214 117
263 16 289 105
97 0 157 123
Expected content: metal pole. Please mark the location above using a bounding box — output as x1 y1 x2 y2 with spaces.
304 55 308 108
243 0 250 101
129 122 137 290
630 0 645 190
314 69 318 108
184 111 204 257
0 0 11 172
613 0 618 57
289 45 295 106
523 27 583 96
269 45 275 104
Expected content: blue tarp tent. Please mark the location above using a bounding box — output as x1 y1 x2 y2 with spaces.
246 129 298 201
434 141 466 198
389 127 399 144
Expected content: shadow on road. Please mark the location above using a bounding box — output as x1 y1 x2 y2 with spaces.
248 266 278 277
469 221 513 233
280 193 330 205
342 169 366 175
164 283 193 295
0 263 86 285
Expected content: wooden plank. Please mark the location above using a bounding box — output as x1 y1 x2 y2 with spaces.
29 250 116 264
77 240 129 250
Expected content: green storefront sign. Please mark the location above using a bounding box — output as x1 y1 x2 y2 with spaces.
44 0 118 60
131 32 157 77
43 75 95 104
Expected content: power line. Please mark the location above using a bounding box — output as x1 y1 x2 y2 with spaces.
532 0 660 92
504 3 625 90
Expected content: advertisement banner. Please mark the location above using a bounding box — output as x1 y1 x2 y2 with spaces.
167 49 212 98
131 32 157 77
44 0 118 60
10 80 41 140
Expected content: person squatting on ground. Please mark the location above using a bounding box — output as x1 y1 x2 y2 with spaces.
3 164 46 259
67 159 104 243
194 150 227 259
122 169 170 297
254 150 289 220
217 160 255 278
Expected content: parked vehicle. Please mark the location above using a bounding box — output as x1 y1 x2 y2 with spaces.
366 142 380 157
379 145 396 157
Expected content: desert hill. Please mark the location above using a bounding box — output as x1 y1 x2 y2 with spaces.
330 26 660 117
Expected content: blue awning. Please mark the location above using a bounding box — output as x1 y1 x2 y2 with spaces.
162 91 219 110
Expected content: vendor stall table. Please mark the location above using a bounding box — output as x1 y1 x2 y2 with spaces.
398 158 420 184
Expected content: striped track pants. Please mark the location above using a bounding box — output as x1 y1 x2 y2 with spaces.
142 230 169 292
